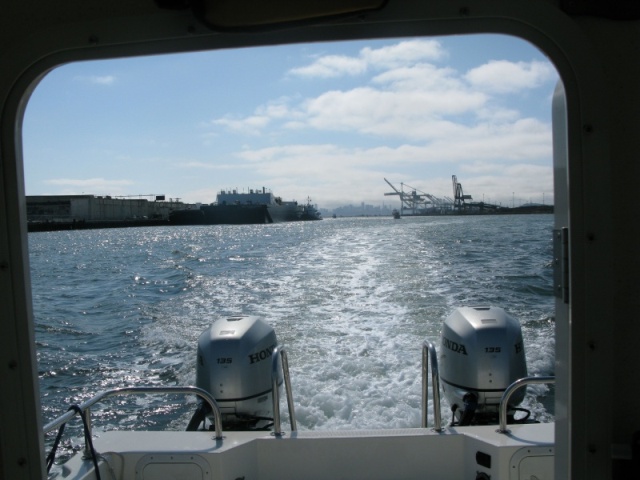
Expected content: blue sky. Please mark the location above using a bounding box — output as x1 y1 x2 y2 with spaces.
23 34 558 209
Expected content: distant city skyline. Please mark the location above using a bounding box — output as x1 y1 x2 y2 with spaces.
23 35 558 209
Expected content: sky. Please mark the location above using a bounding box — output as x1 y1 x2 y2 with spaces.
22 34 559 210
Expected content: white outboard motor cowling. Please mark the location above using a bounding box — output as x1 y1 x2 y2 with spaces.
188 315 282 431
439 306 527 425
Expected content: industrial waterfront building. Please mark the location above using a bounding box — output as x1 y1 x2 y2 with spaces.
26 195 189 231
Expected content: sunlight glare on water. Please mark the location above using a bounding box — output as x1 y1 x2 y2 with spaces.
32 214 555 437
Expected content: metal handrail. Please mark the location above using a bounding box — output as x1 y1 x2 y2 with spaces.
422 340 443 432
497 376 556 433
271 345 297 436
43 386 224 446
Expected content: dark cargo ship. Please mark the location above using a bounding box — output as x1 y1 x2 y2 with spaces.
170 188 308 225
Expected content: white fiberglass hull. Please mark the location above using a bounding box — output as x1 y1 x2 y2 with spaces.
59 423 554 480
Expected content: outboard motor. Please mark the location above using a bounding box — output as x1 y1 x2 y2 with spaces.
439 306 527 426
187 315 282 431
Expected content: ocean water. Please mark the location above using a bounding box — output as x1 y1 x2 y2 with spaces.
31 214 555 446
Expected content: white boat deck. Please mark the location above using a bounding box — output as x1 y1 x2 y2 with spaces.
60 423 554 480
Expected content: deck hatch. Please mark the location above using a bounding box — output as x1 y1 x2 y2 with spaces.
135 453 212 480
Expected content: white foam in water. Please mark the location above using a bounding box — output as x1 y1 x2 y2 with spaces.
33 215 555 433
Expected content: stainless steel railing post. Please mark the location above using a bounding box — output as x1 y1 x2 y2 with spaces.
497 376 555 433
271 345 296 436
422 340 442 432
281 349 297 431
43 386 224 443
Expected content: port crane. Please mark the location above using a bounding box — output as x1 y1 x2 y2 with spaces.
451 176 506 212
384 178 428 215
452 175 472 211
384 178 452 215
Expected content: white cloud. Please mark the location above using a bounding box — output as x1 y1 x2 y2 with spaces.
209 44 555 144
234 124 549 176
196 39 555 207
288 39 446 79
256 102 293 119
222 138 552 208
300 87 486 140
212 57 496 141
474 106 520 122
289 55 367 78
247 64 478 141
207 98 296 135
464 60 555 94
361 39 446 69
371 64 460 91
211 115 271 135
25 37 559 209
74 75 116 85
179 161 250 170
